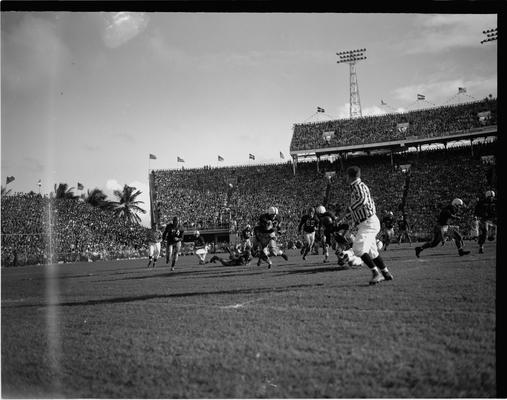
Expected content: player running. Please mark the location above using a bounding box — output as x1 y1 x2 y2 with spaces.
315 205 337 263
251 206 289 268
163 216 185 271
415 198 471 258
298 207 320 260
380 210 395 250
146 224 163 268
396 214 412 245
474 190 496 254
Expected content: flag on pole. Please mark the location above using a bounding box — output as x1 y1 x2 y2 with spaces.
149 153 157 160
177 156 185 163
37 179 42 187
317 107 325 113
218 155 224 162
417 94 425 100
458 87 467 93
381 99 387 105
6 176 15 185
77 182 84 190
280 151 285 159
249 154 255 160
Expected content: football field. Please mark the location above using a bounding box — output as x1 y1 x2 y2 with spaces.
1 242 496 398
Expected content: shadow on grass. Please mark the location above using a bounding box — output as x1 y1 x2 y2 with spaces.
5 283 324 309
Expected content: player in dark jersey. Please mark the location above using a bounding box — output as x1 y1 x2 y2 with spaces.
396 214 412 245
240 224 253 252
210 244 252 266
162 216 185 271
474 190 497 254
252 206 289 268
380 210 395 250
316 205 337 263
415 198 470 258
298 207 320 260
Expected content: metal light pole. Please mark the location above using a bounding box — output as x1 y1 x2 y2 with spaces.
337 48 367 118
481 28 497 44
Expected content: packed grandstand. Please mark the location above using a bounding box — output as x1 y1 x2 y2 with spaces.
1 98 497 267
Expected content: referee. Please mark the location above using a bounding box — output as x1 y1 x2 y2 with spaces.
345 166 393 285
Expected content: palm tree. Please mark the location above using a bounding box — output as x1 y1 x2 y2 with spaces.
111 184 146 224
53 183 79 200
84 188 114 210
1 186 12 197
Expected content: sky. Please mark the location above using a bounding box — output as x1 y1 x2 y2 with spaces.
1 10 498 227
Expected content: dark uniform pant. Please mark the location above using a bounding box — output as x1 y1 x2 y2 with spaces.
422 224 463 250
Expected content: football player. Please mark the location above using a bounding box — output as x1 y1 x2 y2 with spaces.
315 205 337 263
415 198 470 258
193 231 208 265
396 214 412 245
380 210 395 250
240 224 253 252
146 224 163 268
252 206 289 268
474 190 496 254
298 207 320 260
162 216 185 271
209 244 252 266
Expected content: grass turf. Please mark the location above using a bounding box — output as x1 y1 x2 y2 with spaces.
1 241 496 398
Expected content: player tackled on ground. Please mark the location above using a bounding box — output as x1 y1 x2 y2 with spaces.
345 166 393 285
163 216 184 271
251 206 289 268
474 190 496 254
298 207 320 260
415 198 470 258
210 244 252 266
146 224 162 268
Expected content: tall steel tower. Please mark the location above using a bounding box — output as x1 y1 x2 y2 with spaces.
337 48 367 118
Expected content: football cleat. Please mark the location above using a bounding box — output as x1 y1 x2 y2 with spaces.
459 249 470 256
381 268 393 281
415 247 422 258
281 253 288 261
369 271 385 285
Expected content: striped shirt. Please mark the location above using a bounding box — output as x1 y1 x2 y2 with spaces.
349 178 376 223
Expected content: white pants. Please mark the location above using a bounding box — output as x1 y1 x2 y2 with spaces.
352 215 380 259
149 242 161 259
303 231 316 248
195 247 208 262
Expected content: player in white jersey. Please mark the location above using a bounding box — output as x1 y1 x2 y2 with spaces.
146 225 163 268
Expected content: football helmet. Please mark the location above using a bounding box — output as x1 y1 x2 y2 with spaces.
268 206 278 215
485 190 495 199
451 198 464 207
316 205 326 214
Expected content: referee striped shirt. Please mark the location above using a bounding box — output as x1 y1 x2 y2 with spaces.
349 178 376 223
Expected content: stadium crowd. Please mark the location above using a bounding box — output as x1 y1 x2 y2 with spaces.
1 194 148 266
291 99 497 151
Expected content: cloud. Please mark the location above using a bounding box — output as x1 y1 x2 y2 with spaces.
102 12 150 48
103 178 151 227
401 14 497 54
2 15 70 93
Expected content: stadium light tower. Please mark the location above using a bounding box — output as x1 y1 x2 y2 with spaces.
337 48 367 118
481 28 497 44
